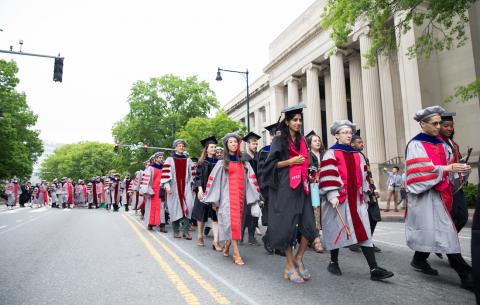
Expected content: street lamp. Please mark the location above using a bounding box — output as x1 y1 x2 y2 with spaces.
216 67 250 132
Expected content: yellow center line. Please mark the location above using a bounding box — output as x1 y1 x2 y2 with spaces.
122 214 201 305
126 213 231 305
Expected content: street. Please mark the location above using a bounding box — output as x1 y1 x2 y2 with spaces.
0 206 475 305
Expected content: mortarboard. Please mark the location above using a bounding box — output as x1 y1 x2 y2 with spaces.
281 103 306 116
440 112 456 122
242 132 261 142
200 136 218 147
413 105 446 122
330 120 356 136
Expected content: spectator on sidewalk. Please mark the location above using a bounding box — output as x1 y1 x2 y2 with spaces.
383 166 402 212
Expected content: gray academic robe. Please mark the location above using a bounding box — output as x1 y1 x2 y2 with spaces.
161 157 195 222
201 160 261 241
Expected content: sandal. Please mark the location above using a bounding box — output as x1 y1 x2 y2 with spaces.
222 240 231 257
313 238 324 253
173 233 182 239
294 261 311 281
232 253 245 266
212 241 223 252
197 237 205 247
283 269 304 284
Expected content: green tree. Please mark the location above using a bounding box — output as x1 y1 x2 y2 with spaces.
112 74 219 173
0 59 43 181
40 142 118 182
321 0 479 103
176 111 247 158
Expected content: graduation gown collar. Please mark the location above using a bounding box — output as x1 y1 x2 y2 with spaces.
329 143 357 153
173 153 187 158
152 163 163 169
412 132 444 145
205 156 218 164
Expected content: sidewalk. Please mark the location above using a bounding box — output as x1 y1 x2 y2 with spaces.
377 200 475 227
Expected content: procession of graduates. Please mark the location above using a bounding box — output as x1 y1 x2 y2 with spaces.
3 103 476 294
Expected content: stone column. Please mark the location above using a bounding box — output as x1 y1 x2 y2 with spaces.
394 12 423 142
284 76 301 106
323 70 335 146
378 52 399 161
348 54 366 144
329 51 348 121
302 63 322 134
355 27 386 165
269 85 285 121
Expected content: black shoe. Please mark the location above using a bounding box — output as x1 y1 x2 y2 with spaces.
327 262 342 276
370 267 394 281
410 260 439 276
248 238 259 246
349 244 361 252
147 225 153 230
262 235 274 254
460 272 474 292
204 226 211 236
373 244 382 253
274 249 286 257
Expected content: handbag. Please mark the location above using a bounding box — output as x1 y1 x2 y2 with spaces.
251 202 262 217
310 182 320 207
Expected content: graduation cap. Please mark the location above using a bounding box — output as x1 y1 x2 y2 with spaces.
200 136 217 147
352 129 362 141
281 103 306 116
242 132 261 142
264 123 278 135
413 105 445 122
305 130 317 138
191 157 199 163
440 112 456 121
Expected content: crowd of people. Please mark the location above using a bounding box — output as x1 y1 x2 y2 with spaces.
2 104 474 293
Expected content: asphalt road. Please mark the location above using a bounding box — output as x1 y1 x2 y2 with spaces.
0 206 475 305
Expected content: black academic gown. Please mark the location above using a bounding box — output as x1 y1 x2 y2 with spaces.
472 156 480 302
262 136 316 249
191 158 218 222
257 146 270 226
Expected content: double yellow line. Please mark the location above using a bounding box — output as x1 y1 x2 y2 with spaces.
122 214 230 305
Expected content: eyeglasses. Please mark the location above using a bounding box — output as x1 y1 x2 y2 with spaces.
337 131 353 135
426 121 441 126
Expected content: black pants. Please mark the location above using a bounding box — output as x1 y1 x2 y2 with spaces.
413 251 471 275
113 203 119 212
243 214 259 241
331 246 378 269
124 204 129 212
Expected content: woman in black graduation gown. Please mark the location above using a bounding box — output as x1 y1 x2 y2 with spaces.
263 104 316 284
192 136 223 251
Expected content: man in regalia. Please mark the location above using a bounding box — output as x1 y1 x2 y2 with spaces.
405 105 473 291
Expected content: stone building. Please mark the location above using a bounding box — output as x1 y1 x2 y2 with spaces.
223 0 480 190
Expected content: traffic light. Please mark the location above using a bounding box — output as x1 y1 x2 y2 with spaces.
143 144 148 153
53 57 64 82
114 144 119 152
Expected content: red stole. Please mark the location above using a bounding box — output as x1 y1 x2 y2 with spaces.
82 185 87 199
67 183 73 203
288 137 310 195
92 183 98 204
173 158 188 216
125 180 131 202
149 168 162 225
228 162 245 241
334 150 368 243
114 182 119 203
14 184 18 198
421 142 453 212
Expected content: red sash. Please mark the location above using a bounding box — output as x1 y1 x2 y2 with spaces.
173 158 188 216
288 137 309 195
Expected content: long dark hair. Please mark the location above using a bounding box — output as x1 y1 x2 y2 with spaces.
277 113 303 150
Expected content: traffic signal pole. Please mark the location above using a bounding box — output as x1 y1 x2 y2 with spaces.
0 49 64 82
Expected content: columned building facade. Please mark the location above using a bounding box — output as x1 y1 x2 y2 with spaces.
223 0 480 190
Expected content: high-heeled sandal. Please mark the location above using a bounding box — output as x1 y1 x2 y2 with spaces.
196 237 205 247
313 239 324 253
212 241 223 252
294 261 311 280
232 253 245 266
222 240 231 257
283 269 304 284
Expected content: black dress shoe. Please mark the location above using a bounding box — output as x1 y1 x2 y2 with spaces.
204 226 211 236
349 244 361 252
373 244 381 253
410 260 439 275
327 262 342 276
370 267 394 281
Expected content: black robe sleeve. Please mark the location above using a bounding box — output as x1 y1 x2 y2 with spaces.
262 137 284 190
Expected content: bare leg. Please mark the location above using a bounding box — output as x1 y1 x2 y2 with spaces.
232 240 244 265
197 221 204 239
385 189 392 211
212 221 219 243
394 191 399 211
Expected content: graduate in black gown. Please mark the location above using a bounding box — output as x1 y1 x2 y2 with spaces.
263 104 316 284
241 131 262 245
191 136 223 251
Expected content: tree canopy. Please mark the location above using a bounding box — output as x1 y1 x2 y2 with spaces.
40 142 118 182
112 74 220 174
321 0 479 103
176 111 246 158
0 59 43 181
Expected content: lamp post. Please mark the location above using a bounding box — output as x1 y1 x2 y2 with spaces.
216 67 250 132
